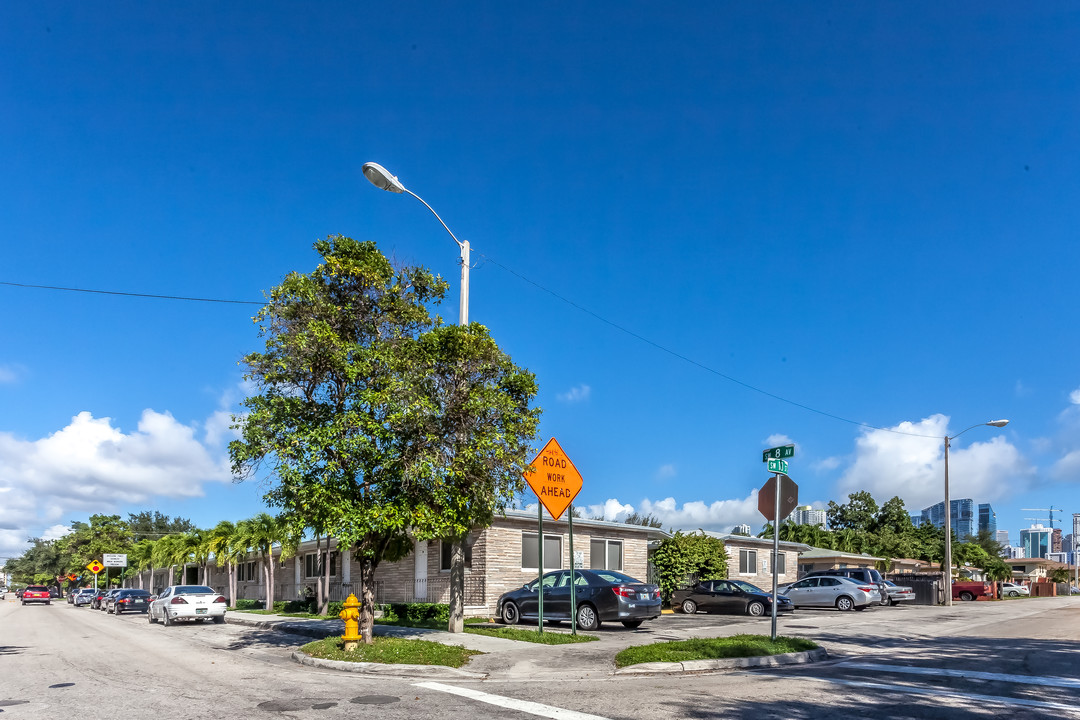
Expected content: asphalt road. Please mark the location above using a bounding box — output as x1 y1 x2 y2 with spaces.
3 594 1079 719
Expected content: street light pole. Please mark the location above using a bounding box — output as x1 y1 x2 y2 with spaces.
942 419 1009 606
362 161 470 632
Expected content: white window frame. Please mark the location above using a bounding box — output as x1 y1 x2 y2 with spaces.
304 551 338 579
772 551 786 575
521 532 563 571
739 549 757 575
440 537 473 573
589 538 624 571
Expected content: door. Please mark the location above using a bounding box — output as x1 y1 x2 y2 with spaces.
519 572 559 618
413 540 428 601
786 577 817 606
711 580 742 613
545 571 573 619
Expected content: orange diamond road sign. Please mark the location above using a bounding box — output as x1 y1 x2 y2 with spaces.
86 561 104 574
523 437 583 521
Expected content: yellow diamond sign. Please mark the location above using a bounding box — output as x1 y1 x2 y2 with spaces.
86 561 104 574
523 438 583 521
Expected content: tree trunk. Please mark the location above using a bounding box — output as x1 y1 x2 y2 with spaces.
267 550 276 610
448 538 465 633
321 538 331 616
315 535 324 612
359 556 376 644
167 566 175 586
229 562 237 608
261 558 270 608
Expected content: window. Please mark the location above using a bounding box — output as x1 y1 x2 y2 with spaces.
237 561 257 582
772 552 786 575
440 537 473 572
589 539 623 571
521 533 562 570
739 549 757 574
304 551 338 578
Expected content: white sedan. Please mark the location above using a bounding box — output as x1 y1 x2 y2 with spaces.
148 585 227 626
1001 582 1030 597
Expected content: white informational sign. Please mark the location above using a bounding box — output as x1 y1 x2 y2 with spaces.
573 550 584 569
103 553 128 568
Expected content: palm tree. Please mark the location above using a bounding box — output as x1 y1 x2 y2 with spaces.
209 520 243 606
152 534 184 588
130 540 155 590
180 529 211 585
238 514 278 609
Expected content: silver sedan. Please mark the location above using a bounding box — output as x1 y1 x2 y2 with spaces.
778 575 877 611
148 585 227 626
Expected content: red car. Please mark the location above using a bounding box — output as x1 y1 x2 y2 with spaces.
22 585 52 605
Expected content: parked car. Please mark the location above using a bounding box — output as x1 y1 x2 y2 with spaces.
952 580 992 601
73 588 97 606
672 578 793 617
804 568 890 606
148 585 228 626
498 569 661 631
91 588 112 610
15 588 25 599
49 587 61 598
98 588 123 610
66 589 77 604
108 589 152 615
21 585 52 605
882 580 916 606
778 575 877 611
1001 582 1029 598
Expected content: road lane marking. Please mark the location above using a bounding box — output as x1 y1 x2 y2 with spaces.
836 661 1080 690
801 676 1080 715
414 681 613 720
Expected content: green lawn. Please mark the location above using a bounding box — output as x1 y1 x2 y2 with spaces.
615 634 819 668
464 624 599 644
299 635 481 667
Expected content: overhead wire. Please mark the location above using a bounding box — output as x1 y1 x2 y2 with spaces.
0 270 940 439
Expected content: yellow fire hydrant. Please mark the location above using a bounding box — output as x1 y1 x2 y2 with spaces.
339 593 362 651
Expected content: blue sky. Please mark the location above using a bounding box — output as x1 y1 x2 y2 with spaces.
3 2 1080 560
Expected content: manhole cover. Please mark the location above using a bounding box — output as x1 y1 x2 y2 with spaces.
351 696 400 705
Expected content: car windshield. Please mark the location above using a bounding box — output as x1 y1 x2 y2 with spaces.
867 569 884 583
729 580 765 594
174 586 215 595
27 586 47 591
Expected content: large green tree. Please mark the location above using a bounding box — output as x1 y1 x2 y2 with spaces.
230 237 540 640
651 531 729 603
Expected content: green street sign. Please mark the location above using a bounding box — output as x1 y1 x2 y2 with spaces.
767 458 788 474
762 444 795 462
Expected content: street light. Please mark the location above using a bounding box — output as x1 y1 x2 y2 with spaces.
361 162 470 326
362 161 471 633
943 419 1009 606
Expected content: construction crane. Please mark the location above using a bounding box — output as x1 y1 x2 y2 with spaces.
1021 506 1062 528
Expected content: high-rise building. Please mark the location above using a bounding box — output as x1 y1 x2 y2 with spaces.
1051 528 1063 553
732 523 751 535
785 505 827 528
978 503 997 537
995 530 1010 546
911 514 924 528
921 499 976 540
1020 525 1052 559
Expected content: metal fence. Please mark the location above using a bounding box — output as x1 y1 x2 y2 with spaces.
885 572 944 605
380 576 486 606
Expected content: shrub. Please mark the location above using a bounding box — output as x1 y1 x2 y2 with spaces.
282 599 315 613
388 602 449 624
234 598 262 610
327 601 344 617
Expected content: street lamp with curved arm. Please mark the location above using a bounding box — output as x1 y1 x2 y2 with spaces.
943 419 1009 606
362 162 470 325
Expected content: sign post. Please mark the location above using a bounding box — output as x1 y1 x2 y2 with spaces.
760 445 798 641
86 560 104 594
523 438 584 635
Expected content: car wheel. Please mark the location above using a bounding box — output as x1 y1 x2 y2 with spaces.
163 611 173 627
1008 591 1018 597
747 601 765 617
46 601 51 605
621 620 643 629
213 615 225 624
681 599 698 614
577 603 600 631
148 609 157 624
959 591 975 602
500 601 520 625
835 595 854 611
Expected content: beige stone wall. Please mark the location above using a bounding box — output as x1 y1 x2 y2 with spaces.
726 544 799 588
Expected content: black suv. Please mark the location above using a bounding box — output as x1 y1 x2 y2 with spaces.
805 568 890 606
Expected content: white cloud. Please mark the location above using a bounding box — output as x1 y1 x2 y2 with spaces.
1052 450 1080 482
0 365 19 383
654 464 676 480
1070 386 1080 405
557 384 591 403
814 456 842 472
583 498 635 521
41 524 73 542
0 408 232 559
836 414 1032 510
640 493 762 533
766 434 794 448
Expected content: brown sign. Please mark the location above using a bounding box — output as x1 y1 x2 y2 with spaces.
758 474 799 521
523 438 583 521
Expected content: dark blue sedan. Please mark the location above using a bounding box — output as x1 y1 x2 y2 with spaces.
498 569 662 630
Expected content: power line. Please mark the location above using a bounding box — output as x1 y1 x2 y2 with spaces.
0 281 262 306
2 272 939 439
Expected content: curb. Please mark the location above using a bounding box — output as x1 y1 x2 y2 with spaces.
613 646 828 675
226 615 339 640
290 651 487 679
